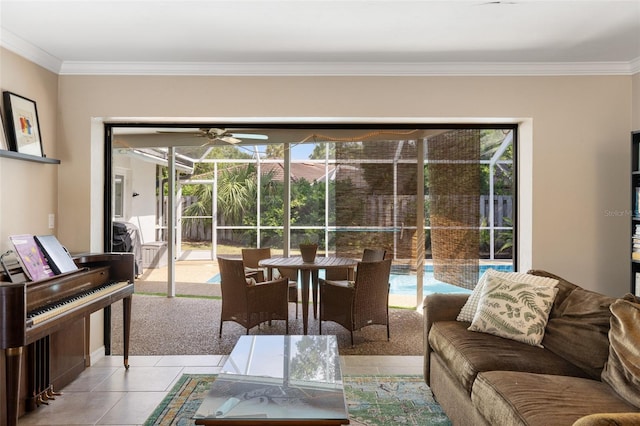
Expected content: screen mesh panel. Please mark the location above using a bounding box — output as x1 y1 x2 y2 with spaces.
333 139 417 261
426 129 480 289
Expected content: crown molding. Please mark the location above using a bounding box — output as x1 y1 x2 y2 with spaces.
57 60 640 77
3 28 639 77
0 29 62 74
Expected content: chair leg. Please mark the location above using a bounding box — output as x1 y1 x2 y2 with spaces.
285 319 289 335
386 308 390 341
350 331 354 347
219 322 223 338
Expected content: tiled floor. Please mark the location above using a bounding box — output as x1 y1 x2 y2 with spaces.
17 354 423 425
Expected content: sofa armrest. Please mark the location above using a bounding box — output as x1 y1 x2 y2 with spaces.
572 413 640 426
423 293 470 385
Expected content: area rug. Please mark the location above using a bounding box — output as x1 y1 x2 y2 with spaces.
145 374 451 426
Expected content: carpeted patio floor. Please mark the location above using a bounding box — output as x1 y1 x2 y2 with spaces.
109 281 424 356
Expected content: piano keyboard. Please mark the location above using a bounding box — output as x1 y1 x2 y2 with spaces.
27 281 130 326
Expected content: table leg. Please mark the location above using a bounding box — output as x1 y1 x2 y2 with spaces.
312 270 319 319
301 269 311 335
266 267 273 281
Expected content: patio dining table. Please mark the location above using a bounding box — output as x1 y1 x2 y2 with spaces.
259 256 357 335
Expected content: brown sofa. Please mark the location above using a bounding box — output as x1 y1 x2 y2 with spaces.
423 269 640 426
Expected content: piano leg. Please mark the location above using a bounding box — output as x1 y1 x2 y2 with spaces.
103 305 112 355
5 346 22 426
122 295 132 369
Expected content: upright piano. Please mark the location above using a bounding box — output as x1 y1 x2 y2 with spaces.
0 252 135 426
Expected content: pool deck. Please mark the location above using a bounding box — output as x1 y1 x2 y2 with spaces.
135 253 511 308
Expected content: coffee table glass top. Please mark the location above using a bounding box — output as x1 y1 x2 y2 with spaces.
194 335 348 424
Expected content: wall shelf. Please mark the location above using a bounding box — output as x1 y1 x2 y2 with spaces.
0 149 60 164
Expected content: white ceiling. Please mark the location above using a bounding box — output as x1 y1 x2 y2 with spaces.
1 0 639 76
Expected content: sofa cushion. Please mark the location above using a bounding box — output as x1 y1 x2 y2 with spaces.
457 269 559 322
572 412 640 425
601 299 640 409
428 321 589 394
472 371 639 426
469 275 558 347
541 282 617 380
528 269 579 310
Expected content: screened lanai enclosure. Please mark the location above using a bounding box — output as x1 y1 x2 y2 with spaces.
108 125 515 305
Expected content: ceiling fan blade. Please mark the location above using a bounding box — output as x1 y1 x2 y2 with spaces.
156 129 205 137
229 133 268 141
220 135 241 144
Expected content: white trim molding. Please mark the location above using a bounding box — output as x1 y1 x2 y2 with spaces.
2 27 639 77
0 28 62 74
58 60 640 77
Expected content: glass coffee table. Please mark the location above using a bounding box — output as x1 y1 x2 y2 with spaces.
194 335 349 425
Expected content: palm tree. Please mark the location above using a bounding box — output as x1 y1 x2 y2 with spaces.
217 164 257 224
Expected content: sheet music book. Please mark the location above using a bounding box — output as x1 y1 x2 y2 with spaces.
35 234 78 275
9 234 55 281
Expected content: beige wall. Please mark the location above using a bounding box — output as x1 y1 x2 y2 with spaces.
0 49 59 250
56 74 632 298
1 46 637 301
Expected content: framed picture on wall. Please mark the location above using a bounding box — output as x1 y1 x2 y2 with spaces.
3 91 44 157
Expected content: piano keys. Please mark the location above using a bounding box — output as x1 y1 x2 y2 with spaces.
27 280 130 327
0 252 134 426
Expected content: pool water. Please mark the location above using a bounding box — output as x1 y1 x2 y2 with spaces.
390 264 513 296
208 263 513 296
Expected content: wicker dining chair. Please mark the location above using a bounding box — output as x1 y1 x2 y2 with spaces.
241 247 272 282
324 247 387 281
218 256 289 336
319 258 392 346
241 248 299 318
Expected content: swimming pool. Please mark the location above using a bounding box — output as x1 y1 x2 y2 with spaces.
208 263 513 296
390 264 513 296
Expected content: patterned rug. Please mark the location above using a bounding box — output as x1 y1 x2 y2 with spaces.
145 374 451 426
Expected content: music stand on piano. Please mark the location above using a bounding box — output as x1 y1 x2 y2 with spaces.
0 250 28 284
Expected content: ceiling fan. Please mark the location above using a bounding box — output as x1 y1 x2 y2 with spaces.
158 128 268 145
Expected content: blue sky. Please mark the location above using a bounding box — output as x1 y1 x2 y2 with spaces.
291 143 315 160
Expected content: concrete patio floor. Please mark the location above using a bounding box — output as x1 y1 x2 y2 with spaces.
134 250 509 307
134 254 423 307
136 255 422 307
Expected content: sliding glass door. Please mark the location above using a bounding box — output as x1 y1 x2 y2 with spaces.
106 124 515 305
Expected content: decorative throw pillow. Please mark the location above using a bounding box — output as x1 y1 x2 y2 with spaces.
601 299 640 408
456 269 559 322
468 274 559 347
